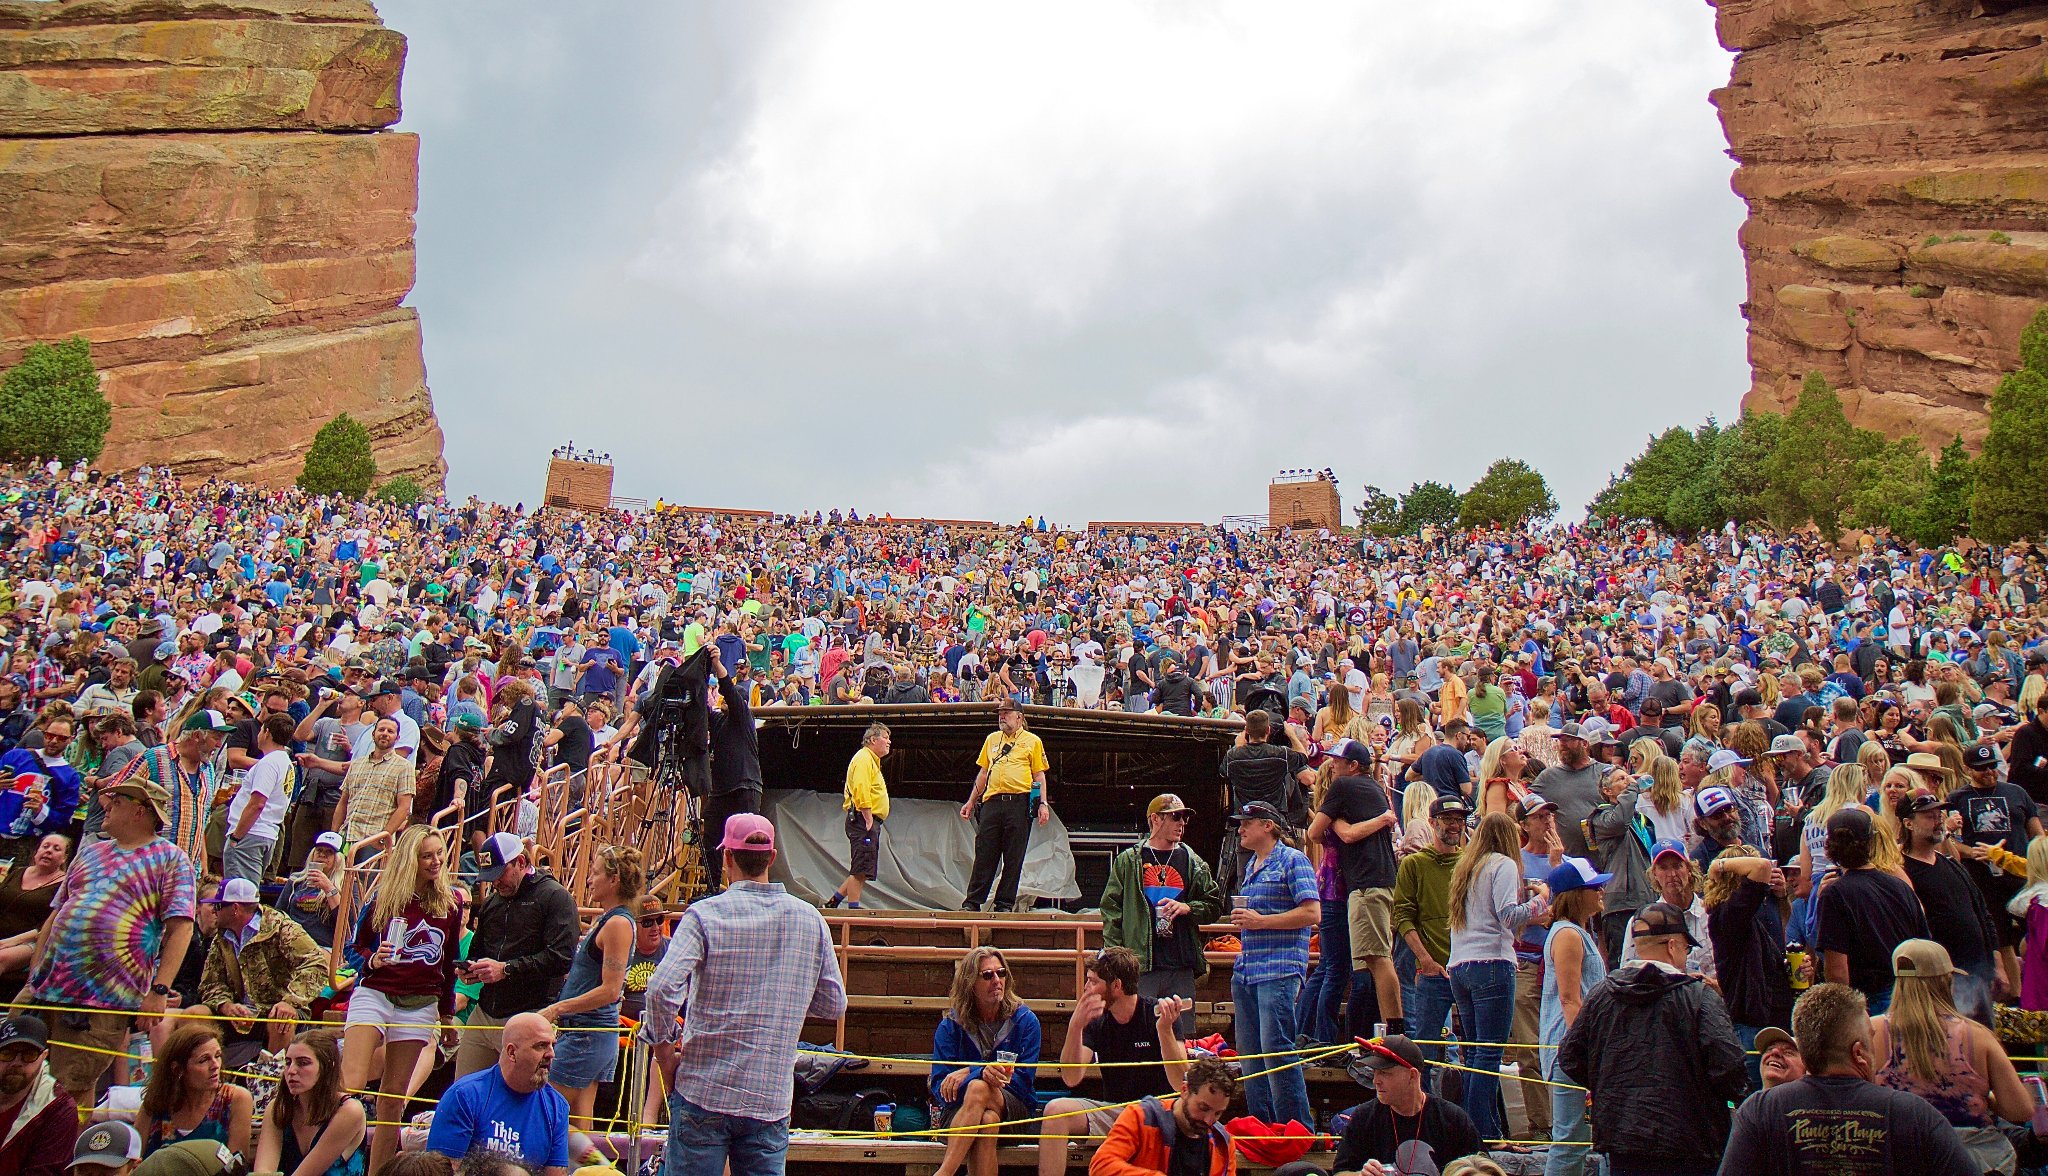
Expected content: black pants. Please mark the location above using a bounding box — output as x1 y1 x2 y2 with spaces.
700 787 761 891
965 794 1032 911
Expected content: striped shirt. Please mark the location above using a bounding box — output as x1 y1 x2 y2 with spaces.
643 879 846 1121
1234 843 1319 985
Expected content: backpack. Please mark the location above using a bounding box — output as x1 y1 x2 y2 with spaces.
790 1086 896 1133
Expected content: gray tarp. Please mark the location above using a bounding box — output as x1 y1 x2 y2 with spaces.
765 788 1081 909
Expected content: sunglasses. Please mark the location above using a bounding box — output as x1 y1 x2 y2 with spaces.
978 968 1009 982
1158 811 1190 822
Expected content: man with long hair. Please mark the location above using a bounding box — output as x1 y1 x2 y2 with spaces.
929 947 1041 1176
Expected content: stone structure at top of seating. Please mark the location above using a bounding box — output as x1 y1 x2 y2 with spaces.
1713 0 2048 451
0 0 446 487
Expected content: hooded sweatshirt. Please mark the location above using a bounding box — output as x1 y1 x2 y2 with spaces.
0 1070 77 1176
1556 960 1748 1164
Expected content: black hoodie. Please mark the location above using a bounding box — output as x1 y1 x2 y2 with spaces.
1153 669 1198 716
1556 960 1748 1165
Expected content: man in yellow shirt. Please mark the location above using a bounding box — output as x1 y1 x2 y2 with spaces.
960 699 1051 912
828 723 892 910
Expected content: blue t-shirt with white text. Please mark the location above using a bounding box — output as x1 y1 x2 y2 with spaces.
425 1066 569 1170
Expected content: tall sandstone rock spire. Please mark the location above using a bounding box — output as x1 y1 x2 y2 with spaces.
1713 0 2048 450
0 0 446 486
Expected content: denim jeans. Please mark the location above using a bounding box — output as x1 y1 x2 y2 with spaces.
1450 958 1517 1141
1232 972 1311 1128
1301 898 1351 1044
666 1092 791 1176
1546 1087 1590 1176
1732 1022 1765 1095
1410 972 1454 1070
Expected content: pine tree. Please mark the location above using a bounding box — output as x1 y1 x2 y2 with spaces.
1972 309 2048 543
298 413 377 498
1764 372 1883 539
0 337 112 463
1912 435 1974 546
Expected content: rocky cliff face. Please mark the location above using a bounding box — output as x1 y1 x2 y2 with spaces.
1713 0 2048 449
0 0 445 487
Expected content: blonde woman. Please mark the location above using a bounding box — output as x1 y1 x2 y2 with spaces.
1518 698 1559 767
1682 703 1724 757
1364 671 1397 727
1857 741 1894 793
1792 764 1870 940
1476 737 1533 817
1873 939 2030 1174
1395 781 1437 858
342 825 461 1176
1640 756 1692 847
1314 686 1369 749
542 845 643 1128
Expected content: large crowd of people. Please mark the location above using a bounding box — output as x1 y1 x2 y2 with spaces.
4 456 2048 1174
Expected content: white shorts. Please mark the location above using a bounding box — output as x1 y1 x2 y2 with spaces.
344 985 442 1045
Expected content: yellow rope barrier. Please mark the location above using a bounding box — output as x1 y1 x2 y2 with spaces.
0 998 624 1033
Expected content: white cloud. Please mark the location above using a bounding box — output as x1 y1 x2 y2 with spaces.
392 1 1746 521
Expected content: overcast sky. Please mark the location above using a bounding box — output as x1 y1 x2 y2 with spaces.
382 2 1746 526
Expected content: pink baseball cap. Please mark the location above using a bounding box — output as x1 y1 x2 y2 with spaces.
717 813 777 852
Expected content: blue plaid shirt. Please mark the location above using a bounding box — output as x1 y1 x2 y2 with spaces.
643 879 846 1121
1234 843 1318 985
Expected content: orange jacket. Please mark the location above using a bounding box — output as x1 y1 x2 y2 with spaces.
1089 1097 1235 1176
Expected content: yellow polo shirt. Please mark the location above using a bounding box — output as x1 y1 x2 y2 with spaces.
844 746 890 820
977 729 1049 797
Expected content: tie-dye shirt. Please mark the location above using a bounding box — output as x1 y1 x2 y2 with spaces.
30 837 197 1010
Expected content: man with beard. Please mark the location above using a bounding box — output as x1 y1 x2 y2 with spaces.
0 1014 74 1176
426 1012 569 1176
1392 796 1467 1069
1899 790 2001 1023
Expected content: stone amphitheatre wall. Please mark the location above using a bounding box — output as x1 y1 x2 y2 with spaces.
0 0 445 485
1714 0 2048 448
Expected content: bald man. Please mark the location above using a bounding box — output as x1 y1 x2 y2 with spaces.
426 1011 570 1176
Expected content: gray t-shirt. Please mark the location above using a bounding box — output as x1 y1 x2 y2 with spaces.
85 738 148 838
1533 760 1607 858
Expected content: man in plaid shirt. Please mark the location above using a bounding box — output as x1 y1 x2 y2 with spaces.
644 813 845 1176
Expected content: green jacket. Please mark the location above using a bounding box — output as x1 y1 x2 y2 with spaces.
200 906 330 1013
1100 842 1223 977
1392 845 1460 969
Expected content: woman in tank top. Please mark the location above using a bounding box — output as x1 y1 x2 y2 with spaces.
1540 859 1610 1176
137 1026 253 1160
540 844 643 1129
254 1029 366 1176
1872 938 2031 1175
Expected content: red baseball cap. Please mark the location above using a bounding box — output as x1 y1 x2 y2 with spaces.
717 813 777 852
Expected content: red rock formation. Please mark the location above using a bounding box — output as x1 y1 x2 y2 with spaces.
0 0 445 486
1713 0 2048 449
